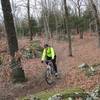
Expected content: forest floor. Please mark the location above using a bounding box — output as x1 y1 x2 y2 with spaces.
0 32 100 99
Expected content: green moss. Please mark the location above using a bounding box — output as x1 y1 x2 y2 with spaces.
36 91 56 100
20 88 84 100
61 88 84 99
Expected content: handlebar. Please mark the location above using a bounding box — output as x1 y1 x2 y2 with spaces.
45 60 52 62
45 60 53 67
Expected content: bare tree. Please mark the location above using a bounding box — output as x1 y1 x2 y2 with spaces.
1 0 18 57
27 0 33 40
90 0 100 47
52 0 61 37
64 0 73 56
11 0 17 33
41 0 50 43
71 0 84 39
1 0 25 82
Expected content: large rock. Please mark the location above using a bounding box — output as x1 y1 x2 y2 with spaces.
90 86 100 100
29 40 43 58
21 40 43 59
78 63 96 76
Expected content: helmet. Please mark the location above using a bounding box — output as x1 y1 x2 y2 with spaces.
44 44 49 48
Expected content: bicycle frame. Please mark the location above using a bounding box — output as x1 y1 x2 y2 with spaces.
45 60 55 85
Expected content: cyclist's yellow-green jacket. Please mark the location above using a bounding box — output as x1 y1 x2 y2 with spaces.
41 47 55 61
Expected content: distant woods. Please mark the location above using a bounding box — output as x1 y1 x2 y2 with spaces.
0 0 100 82
0 0 100 51
0 0 99 39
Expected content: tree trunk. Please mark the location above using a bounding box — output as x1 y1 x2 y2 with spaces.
1 0 25 82
27 0 33 41
41 0 49 43
63 15 67 35
12 0 17 34
0 32 1 39
77 0 83 39
77 0 81 17
74 7 80 35
76 25 80 34
80 32 83 39
43 12 49 43
64 0 73 56
90 0 100 47
1 0 18 57
54 11 58 38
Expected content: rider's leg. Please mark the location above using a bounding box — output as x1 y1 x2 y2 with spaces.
46 56 58 74
45 60 49 65
52 55 58 73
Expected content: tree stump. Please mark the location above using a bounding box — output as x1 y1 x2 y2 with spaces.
10 54 26 83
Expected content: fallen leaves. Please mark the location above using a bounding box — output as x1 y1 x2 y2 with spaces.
0 33 100 98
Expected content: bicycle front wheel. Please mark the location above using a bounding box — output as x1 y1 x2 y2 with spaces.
45 69 55 85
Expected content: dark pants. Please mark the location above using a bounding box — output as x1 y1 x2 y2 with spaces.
46 55 58 73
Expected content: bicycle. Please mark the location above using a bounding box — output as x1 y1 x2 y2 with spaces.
44 60 57 85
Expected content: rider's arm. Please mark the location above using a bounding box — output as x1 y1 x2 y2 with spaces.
51 48 55 60
41 49 46 61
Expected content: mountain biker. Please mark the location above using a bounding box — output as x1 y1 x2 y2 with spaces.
41 44 58 76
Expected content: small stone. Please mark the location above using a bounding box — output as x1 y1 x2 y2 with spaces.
48 94 62 100
68 97 73 100
27 95 40 100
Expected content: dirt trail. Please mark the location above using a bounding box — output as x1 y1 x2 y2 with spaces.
0 33 100 99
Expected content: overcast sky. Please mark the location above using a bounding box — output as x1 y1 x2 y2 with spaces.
0 0 98 23
0 0 43 22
